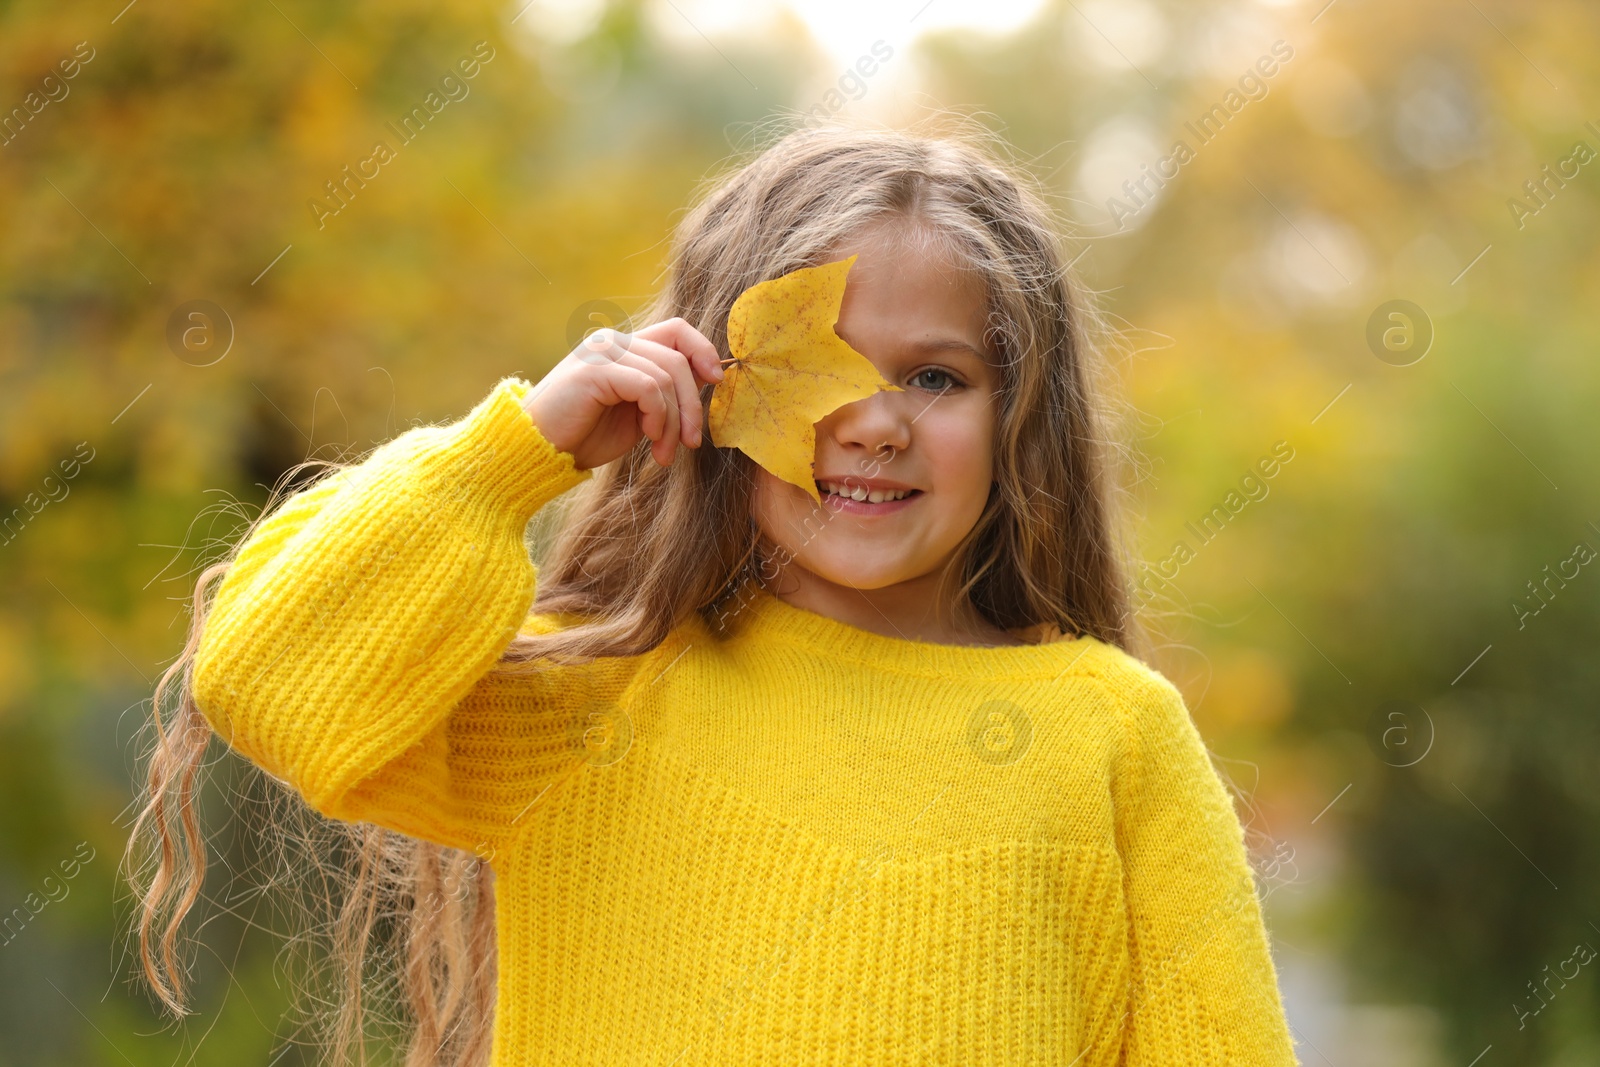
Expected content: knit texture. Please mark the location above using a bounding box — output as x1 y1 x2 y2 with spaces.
191 376 1299 1066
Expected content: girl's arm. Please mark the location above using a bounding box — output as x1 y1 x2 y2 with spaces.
191 322 722 858
1111 669 1298 1065
191 377 598 856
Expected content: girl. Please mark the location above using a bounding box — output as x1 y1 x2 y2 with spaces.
127 121 1297 1065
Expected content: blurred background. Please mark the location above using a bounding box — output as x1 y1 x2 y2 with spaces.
2 0 1597 1062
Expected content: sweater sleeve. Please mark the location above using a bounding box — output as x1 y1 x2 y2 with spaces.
1110 668 1298 1066
191 376 601 858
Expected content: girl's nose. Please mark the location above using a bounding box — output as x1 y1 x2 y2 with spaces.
822 392 911 457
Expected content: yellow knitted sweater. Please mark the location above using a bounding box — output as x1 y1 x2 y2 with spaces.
192 376 1298 1065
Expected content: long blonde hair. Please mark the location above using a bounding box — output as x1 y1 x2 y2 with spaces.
124 115 1148 1065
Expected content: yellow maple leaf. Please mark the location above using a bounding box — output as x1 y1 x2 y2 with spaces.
708 254 901 503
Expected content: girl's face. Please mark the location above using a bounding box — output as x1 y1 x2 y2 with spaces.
749 226 1003 600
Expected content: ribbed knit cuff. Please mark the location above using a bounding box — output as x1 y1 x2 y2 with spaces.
408 376 592 521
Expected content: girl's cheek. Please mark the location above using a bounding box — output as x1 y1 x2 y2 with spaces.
925 429 994 497
749 476 800 554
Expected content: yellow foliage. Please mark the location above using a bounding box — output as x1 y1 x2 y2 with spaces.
0 612 28 718
1197 647 1294 733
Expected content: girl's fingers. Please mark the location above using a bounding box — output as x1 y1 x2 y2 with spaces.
612 352 679 463
677 321 726 386
572 319 724 463
645 359 680 460
648 344 703 445
609 344 692 447
636 317 725 386
614 334 710 446
604 364 669 445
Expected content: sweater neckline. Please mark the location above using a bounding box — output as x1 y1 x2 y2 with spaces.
730 583 1097 676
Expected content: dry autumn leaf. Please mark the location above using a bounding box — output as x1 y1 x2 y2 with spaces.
708 254 901 503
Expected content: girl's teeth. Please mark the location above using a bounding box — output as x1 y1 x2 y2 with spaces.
818 481 911 502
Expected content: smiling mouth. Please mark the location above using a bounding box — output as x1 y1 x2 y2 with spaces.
817 480 918 502
815 481 923 513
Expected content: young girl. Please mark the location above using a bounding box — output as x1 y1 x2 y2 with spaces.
128 122 1297 1065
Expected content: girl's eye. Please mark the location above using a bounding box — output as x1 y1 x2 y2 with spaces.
912 368 961 392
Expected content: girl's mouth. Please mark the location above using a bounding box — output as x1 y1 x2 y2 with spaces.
815 481 922 515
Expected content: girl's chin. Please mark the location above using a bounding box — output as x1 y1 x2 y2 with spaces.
779 553 917 592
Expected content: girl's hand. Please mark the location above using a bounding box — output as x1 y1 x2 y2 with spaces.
521 318 725 470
